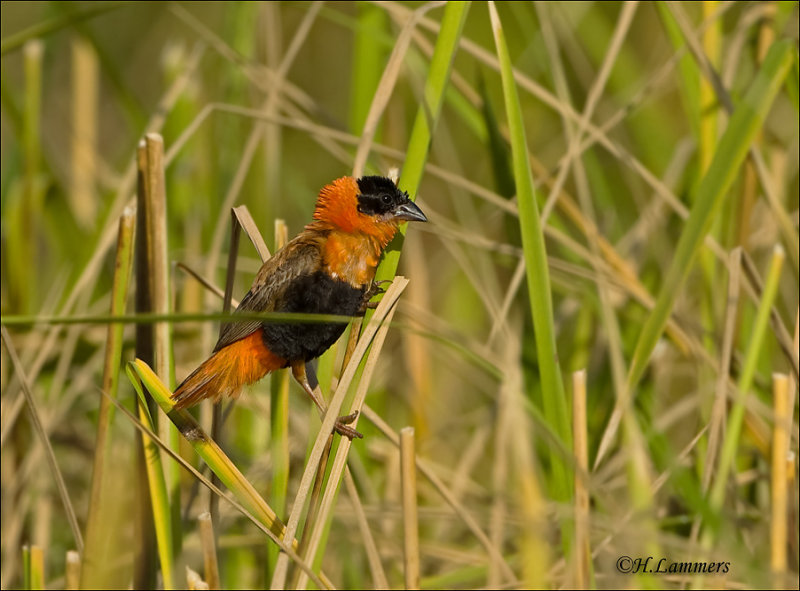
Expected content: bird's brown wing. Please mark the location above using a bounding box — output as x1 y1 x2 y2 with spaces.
213 235 323 352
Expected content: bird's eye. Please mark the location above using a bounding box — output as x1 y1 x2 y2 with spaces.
381 194 391 204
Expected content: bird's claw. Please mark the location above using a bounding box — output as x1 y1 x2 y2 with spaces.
365 280 391 299
359 280 392 314
334 410 363 440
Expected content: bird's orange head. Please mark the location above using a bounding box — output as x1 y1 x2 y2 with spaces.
311 176 427 247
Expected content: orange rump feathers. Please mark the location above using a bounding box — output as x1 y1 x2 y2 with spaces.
172 331 285 409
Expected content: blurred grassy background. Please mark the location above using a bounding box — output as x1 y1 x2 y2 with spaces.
1 1 798 589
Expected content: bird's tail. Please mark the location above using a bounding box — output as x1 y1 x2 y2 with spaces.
172 331 286 409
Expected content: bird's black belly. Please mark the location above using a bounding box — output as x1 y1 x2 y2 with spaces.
261 271 365 363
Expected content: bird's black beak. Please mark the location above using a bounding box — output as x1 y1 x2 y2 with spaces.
391 200 427 222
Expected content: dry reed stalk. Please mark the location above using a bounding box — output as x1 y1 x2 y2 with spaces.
293 434 333 581
344 469 390 590
2 328 83 555
136 133 173 385
234 205 272 262
198 2 322 295
21 40 43 314
351 2 444 177
400 427 420 590
176 263 239 306
361 404 515 581
70 35 98 229
65 550 80 590
703 248 742 491
294 290 404 590
572 369 592 589
572 370 591 589
134 132 177 588
770 374 789 575
269 279 408 589
198 512 220 590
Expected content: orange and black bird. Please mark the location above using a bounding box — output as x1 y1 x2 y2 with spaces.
172 175 427 438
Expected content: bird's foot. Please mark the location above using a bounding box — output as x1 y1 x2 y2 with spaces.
366 279 392 299
359 280 392 314
334 410 363 440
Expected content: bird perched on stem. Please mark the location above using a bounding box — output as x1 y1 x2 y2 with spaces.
172 175 427 438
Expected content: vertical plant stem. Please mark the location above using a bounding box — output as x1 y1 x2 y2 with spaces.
295 296 403 591
134 139 158 589
343 469 389 590
30 546 43 590
65 550 80 590
572 370 591 589
770 374 789 576
270 281 408 589
351 2 439 178
135 133 177 587
198 512 220 590
82 206 135 588
698 0 720 177
147 131 182 560
136 388 175 590
374 0 470 283
70 35 98 229
701 248 742 491
23 545 43 591
291 435 334 588
21 40 43 314
488 0 572 502
2 327 84 553
209 209 242 533
400 427 420 590
22 546 30 590
268 220 290 578
706 245 785 541
142 133 175 405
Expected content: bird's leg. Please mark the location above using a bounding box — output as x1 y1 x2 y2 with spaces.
291 361 363 439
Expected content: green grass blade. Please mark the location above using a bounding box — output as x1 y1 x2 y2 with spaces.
787 44 799 112
0 2 129 56
656 1 701 140
706 246 785 534
127 359 290 544
22 545 43 591
488 1 572 502
82 207 135 588
375 0 470 283
112 368 331 589
127 371 175 590
349 3 388 135
627 39 793 391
